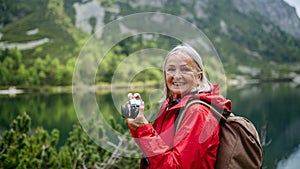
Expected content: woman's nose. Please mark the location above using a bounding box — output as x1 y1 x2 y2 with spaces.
173 69 183 78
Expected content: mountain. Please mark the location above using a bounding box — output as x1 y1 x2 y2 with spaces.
0 0 300 86
232 0 300 38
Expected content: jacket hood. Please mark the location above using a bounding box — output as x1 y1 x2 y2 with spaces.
198 84 232 111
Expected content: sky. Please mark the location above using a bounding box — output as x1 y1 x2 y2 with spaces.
284 0 300 17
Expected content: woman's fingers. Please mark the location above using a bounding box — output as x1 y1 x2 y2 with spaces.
126 113 149 130
128 93 142 99
128 93 133 99
134 93 141 99
138 101 144 115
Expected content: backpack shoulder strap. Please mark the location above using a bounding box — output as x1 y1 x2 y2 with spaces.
175 99 227 133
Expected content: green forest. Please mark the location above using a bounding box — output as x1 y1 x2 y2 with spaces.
0 36 170 86
0 0 300 88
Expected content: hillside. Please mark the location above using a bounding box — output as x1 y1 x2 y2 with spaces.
0 0 300 86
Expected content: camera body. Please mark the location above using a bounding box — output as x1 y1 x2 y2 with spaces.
121 98 141 118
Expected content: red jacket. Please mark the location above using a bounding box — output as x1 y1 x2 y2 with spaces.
129 85 232 169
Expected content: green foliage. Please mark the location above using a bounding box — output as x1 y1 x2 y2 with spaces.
0 48 28 85
64 124 104 168
0 49 74 86
0 111 140 169
0 0 47 26
0 0 300 87
0 112 59 168
96 35 169 83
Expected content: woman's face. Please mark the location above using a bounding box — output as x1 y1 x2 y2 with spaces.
165 52 202 100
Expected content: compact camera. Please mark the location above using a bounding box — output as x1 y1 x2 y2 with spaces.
121 98 141 119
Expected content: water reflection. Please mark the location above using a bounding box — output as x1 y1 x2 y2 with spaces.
0 93 77 147
277 145 300 169
0 83 299 168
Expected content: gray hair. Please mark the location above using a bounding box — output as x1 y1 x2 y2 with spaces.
163 44 211 101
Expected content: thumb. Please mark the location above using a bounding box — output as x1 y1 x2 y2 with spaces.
137 101 145 117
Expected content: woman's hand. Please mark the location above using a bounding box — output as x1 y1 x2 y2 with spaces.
126 93 149 130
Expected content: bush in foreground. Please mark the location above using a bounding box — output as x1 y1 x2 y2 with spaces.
0 112 139 169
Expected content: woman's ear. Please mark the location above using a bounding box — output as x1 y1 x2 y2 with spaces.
196 71 202 86
198 71 203 80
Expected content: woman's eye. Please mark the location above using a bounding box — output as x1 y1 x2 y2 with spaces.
166 68 175 72
182 68 192 72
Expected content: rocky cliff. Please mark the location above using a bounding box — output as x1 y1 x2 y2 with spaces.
232 0 300 38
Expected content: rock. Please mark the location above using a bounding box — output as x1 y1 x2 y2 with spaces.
232 0 300 38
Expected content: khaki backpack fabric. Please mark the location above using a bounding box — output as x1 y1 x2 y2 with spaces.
175 99 263 169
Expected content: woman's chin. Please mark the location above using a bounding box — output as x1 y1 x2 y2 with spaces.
170 88 190 97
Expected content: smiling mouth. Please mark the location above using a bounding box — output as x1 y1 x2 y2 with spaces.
172 82 186 86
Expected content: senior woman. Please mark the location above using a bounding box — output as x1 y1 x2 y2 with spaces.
126 45 231 169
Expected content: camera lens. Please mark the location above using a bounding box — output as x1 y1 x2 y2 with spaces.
121 103 139 118
121 98 141 119
121 104 130 118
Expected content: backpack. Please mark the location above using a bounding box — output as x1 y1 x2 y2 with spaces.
175 99 263 169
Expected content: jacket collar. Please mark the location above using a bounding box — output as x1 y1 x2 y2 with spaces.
164 84 232 112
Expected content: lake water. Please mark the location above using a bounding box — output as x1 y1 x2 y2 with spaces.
0 82 299 168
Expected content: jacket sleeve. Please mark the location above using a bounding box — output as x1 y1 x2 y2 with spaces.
129 104 220 169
